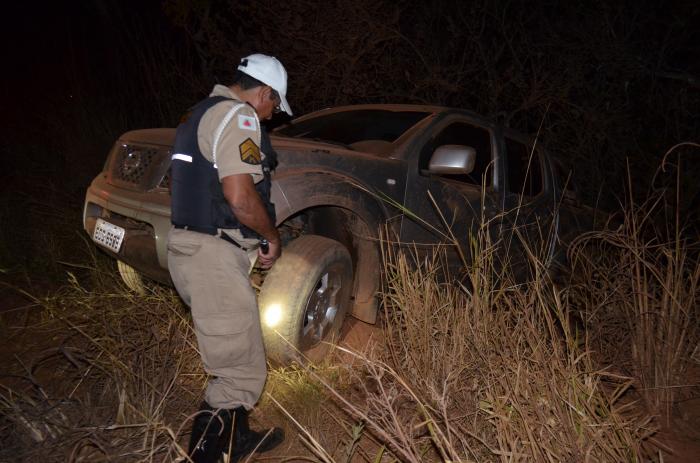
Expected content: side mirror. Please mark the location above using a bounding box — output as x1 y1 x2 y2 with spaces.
428 145 476 175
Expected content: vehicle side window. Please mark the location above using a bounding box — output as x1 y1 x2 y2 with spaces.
419 122 492 186
506 138 542 197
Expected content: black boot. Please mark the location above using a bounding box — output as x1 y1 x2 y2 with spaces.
227 406 284 462
188 403 232 463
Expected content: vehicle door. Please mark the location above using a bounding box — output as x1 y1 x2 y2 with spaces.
399 116 502 274
499 135 557 279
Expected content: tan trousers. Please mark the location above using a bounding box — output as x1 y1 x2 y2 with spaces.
167 227 267 410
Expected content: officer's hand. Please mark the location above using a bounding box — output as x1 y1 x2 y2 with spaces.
258 239 281 269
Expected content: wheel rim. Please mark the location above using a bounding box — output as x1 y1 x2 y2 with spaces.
300 262 346 350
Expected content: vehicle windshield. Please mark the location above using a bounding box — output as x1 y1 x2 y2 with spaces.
275 109 431 146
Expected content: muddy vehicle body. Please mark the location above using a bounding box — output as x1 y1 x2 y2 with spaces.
84 104 593 362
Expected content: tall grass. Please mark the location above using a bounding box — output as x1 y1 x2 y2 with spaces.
0 251 202 461
320 233 652 461
568 171 700 424
262 214 665 462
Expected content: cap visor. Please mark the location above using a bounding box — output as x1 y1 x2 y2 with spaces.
279 94 293 116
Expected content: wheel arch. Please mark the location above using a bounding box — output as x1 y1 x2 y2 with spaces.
272 172 387 324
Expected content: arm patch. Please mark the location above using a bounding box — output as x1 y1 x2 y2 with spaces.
239 138 261 165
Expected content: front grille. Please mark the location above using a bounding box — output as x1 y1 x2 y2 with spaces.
114 145 157 183
109 143 171 191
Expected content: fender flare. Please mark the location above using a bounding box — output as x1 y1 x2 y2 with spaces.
271 170 388 323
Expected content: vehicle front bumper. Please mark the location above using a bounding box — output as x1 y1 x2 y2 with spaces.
83 173 172 284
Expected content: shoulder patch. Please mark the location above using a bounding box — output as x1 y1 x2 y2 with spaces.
238 114 256 131
239 138 261 165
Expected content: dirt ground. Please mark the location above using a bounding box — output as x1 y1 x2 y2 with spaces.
650 362 700 462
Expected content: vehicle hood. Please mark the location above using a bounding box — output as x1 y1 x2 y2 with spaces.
120 128 176 146
118 129 392 159
270 135 393 159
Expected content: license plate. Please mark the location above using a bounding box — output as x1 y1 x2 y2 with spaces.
93 218 126 253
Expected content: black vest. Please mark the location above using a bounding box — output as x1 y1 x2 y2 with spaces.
170 96 276 239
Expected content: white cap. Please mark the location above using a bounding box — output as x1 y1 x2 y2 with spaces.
237 53 292 116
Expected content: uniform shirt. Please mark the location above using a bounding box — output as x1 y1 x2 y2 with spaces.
196 85 269 251
197 85 265 184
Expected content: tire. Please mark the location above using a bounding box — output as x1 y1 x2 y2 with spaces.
117 260 146 295
258 235 353 364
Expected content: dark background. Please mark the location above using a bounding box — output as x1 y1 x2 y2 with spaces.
1 0 699 276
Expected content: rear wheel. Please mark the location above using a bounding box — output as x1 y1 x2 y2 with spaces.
258 235 353 364
117 260 146 295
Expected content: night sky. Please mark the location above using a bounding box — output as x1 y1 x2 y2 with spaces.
3 1 185 189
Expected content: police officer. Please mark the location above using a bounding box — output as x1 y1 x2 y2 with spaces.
167 53 291 463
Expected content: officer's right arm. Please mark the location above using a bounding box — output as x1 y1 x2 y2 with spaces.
222 174 281 265
204 103 281 265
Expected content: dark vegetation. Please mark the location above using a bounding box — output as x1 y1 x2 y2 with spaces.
1 0 699 461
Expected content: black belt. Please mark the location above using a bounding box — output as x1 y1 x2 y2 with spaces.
173 224 245 250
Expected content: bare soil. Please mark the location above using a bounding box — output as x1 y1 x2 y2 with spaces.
652 363 700 462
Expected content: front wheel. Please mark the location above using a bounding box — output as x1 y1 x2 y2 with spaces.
117 260 146 295
258 235 353 364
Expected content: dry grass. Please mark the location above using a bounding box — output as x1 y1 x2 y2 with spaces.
1 190 697 461
567 172 700 425
0 250 203 461
308 233 653 462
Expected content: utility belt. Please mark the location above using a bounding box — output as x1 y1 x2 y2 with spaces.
173 224 247 250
